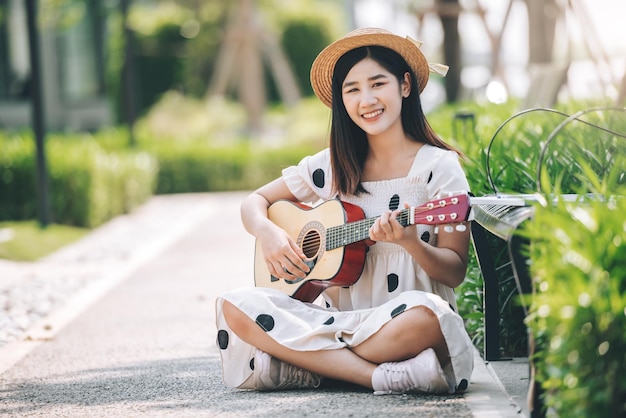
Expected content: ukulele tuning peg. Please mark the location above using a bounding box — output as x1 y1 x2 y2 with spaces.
443 225 454 233
455 224 467 232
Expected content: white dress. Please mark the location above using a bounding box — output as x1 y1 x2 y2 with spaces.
215 144 474 393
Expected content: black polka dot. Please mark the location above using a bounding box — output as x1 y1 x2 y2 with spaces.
457 379 469 391
325 301 331 308
250 358 255 370
391 304 407 318
427 171 433 183
312 169 325 188
420 231 430 243
449 303 455 312
255 314 275 332
217 329 229 349
387 273 399 292
389 194 400 210
324 316 335 325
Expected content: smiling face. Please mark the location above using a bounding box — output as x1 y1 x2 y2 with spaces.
341 58 411 138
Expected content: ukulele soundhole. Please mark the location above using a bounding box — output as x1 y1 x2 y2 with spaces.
298 221 324 259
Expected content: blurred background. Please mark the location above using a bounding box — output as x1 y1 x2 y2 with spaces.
1 0 624 134
0 0 625 232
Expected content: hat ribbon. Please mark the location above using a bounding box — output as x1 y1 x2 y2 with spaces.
406 36 449 77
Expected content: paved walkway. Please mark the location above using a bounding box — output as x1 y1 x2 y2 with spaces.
0 192 525 417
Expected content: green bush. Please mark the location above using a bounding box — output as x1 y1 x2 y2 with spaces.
447 104 626 357
429 101 530 355
0 132 38 220
0 132 158 227
280 19 332 97
127 94 325 194
147 141 317 194
522 182 626 417
150 143 247 194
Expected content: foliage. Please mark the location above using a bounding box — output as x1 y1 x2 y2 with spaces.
0 132 38 220
135 92 248 143
0 131 158 228
39 0 86 29
128 93 327 193
446 104 626 357
280 19 332 98
176 2 228 99
522 177 626 417
428 100 529 355
426 100 520 196
103 0 347 115
127 2 194 115
454 250 485 349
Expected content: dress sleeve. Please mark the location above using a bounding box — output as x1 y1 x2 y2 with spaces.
426 149 471 199
281 148 335 204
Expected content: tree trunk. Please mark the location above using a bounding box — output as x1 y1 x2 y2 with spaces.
438 0 461 103
525 0 558 64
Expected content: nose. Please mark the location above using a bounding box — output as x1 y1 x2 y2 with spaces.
360 87 378 106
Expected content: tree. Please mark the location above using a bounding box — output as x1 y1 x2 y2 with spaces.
525 0 558 65
207 0 300 133
437 0 461 103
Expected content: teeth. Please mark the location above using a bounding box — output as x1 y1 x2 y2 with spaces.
363 109 383 119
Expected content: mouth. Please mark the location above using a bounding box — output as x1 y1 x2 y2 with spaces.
362 109 383 119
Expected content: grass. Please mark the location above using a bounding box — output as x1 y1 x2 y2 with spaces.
0 221 90 262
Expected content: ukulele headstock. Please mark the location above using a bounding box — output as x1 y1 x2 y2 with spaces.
411 194 471 229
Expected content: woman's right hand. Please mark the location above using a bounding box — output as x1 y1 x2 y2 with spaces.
241 178 312 281
257 222 310 280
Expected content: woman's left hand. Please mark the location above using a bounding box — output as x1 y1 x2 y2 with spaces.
369 203 417 245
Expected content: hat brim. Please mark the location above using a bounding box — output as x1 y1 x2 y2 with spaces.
310 30 431 108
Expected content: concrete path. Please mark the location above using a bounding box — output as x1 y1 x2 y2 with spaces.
0 192 525 417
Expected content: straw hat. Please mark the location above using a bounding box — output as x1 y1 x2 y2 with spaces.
310 28 448 108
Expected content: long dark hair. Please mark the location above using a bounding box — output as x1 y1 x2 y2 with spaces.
329 45 459 196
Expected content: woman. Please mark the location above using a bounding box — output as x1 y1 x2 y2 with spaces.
215 28 474 395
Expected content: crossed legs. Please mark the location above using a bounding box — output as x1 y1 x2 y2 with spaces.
221 300 449 389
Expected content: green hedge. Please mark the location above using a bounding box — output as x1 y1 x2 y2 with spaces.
147 141 316 194
0 128 319 226
0 132 158 227
0 133 38 220
523 184 626 417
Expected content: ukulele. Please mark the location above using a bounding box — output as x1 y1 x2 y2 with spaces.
254 193 472 302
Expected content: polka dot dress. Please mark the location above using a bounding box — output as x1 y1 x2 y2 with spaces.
215 145 474 393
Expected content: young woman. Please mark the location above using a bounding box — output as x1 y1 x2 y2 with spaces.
215 28 474 395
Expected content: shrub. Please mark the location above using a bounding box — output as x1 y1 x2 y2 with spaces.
523 183 626 417
280 19 332 97
450 104 626 358
150 143 248 194
147 141 317 194
0 132 157 227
